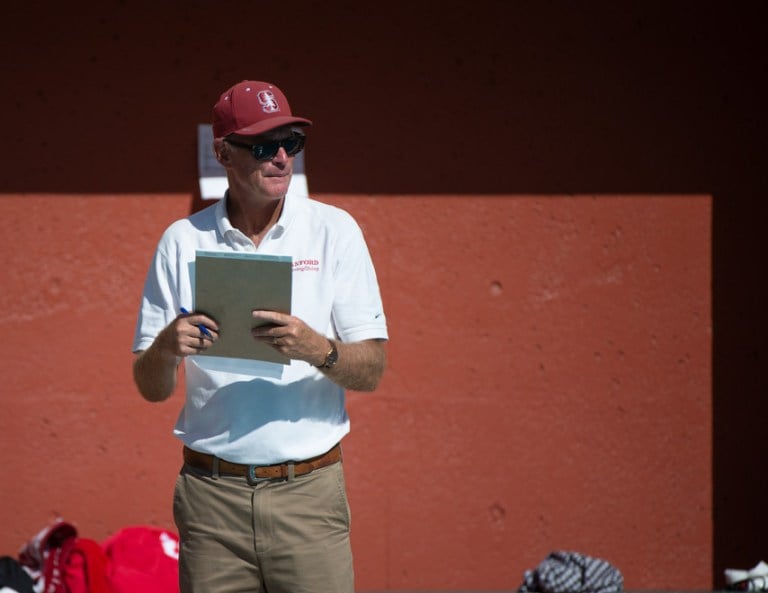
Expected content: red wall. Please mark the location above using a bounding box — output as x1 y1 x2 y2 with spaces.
0 193 711 591
2 1 766 590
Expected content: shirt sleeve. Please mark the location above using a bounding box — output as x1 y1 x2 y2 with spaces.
132 243 181 353
330 219 388 343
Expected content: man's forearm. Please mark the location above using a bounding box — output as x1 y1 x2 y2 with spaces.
133 344 180 402
321 339 387 392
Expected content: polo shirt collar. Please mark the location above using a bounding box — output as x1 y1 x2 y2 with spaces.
215 191 299 245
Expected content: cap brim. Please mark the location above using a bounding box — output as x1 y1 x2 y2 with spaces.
230 116 312 137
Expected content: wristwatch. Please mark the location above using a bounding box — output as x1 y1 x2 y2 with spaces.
316 341 339 369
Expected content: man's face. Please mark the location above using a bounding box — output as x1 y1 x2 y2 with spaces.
219 125 303 201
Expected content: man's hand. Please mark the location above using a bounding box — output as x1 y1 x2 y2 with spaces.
251 310 328 366
251 310 387 391
133 311 219 402
169 310 220 357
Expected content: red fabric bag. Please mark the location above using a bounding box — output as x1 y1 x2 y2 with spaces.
102 526 180 593
18 520 110 593
58 539 110 593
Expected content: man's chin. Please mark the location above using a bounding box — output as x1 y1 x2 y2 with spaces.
264 177 292 196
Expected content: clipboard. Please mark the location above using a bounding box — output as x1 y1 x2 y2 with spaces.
194 250 292 364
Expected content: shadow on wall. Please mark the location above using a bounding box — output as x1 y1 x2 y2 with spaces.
1 1 766 586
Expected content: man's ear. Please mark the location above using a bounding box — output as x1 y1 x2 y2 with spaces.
213 138 230 166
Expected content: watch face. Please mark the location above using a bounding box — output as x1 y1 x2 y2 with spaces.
324 344 339 368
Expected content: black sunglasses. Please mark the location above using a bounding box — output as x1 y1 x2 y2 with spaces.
224 133 306 161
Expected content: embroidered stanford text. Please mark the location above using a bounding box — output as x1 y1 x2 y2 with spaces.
293 259 320 272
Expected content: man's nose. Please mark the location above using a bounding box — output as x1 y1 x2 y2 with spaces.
273 146 289 162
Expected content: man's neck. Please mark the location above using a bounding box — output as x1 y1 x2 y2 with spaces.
226 192 285 247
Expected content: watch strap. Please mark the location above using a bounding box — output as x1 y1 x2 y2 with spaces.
316 341 339 369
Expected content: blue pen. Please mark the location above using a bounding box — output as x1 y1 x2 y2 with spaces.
180 307 213 338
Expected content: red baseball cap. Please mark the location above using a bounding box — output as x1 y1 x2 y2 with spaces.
212 80 312 138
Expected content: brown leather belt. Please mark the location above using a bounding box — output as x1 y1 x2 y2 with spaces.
183 443 342 482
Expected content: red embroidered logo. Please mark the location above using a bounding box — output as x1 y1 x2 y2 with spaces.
294 259 319 272
257 90 280 113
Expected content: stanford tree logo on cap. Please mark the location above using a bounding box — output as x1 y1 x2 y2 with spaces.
257 90 280 113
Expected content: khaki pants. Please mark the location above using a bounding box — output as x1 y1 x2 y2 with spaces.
173 460 354 593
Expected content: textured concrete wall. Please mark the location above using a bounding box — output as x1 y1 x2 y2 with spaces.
0 193 711 591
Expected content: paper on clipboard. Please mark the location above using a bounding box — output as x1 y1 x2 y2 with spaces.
194 250 292 364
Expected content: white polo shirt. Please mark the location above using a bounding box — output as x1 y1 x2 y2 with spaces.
133 194 388 464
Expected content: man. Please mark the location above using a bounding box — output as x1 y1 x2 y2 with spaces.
132 80 388 593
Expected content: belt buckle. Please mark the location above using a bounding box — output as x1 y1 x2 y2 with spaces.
246 465 271 485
